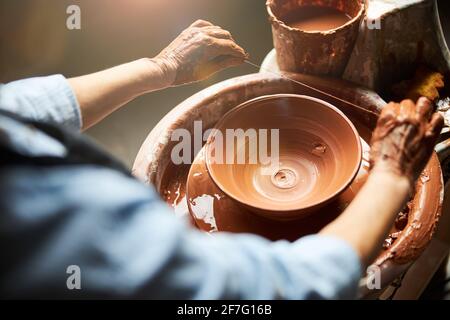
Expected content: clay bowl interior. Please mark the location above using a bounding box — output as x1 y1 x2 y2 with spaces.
205 94 362 219
186 138 370 241
133 72 444 293
267 0 363 31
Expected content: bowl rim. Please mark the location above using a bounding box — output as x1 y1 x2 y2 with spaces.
204 94 362 214
266 0 365 35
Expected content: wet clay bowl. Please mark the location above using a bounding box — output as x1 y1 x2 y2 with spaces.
187 137 370 240
204 94 362 220
267 0 365 76
133 73 443 294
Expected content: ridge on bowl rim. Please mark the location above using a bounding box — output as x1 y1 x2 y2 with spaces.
204 94 362 220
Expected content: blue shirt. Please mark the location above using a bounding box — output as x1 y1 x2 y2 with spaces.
0 75 362 299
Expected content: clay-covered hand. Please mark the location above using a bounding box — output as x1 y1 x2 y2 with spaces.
370 97 444 184
154 19 248 86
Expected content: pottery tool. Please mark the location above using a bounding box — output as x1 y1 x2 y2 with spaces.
244 59 380 117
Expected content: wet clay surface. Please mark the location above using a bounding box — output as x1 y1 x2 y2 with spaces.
376 153 443 265
134 73 443 290
205 95 361 217
370 99 444 183
161 164 191 220
267 0 364 75
283 6 352 32
187 138 370 240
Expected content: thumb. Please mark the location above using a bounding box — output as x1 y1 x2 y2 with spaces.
207 55 246 73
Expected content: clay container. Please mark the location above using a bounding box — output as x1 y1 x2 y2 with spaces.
267 0 365 76
204 94 362 220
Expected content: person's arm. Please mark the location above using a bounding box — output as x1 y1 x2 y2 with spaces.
68 19 247 129
0 20 247 131
0 164 360 300
320 97 444 267
320 165 410 266
0 100 442 300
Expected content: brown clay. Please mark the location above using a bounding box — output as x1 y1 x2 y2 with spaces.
267 0 365 76
370 98 444 184
283 6 351 32
160 164 196 225
132 72 443 293
187 137 370 240
204 94 361 219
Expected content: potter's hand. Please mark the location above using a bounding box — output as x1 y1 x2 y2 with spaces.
370 97 444 185
155 19 248 86
67 20 246 129
322 98 443 266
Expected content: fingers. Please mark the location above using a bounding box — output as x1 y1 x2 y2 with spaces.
194 55 244 81
190 19 213 28
421 112 443 168
170 19 248 84
371 96 444 181
190 20 239 45
188 19 247 59
416 97 433 119
207 38 248 59
398 99 416 119
204 26 233 40
426 112 444 139
210 55 245 71
379 101 397 118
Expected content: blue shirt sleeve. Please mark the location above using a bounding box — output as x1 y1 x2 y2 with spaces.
0 75 362 299
0 164 362 299
0 75 82 130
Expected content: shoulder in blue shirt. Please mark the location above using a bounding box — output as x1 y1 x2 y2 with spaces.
0 75 362 299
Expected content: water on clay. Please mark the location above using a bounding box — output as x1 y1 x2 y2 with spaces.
206 97 361 212
282 6 352 32
188 194 218 232
162 166 191 219
244 132 333 205
186 138 372 239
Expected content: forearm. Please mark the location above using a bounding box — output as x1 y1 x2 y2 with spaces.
320 166 411 267
1 164 360 299
1 20 245 131
68 58 172 130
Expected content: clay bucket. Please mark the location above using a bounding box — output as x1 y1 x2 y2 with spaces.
204 94 362 220
133 73 443 297
267 0 365 76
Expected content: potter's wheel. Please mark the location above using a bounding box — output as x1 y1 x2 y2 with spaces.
202 94 363 218
132 72 443 296
186 138 370 240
